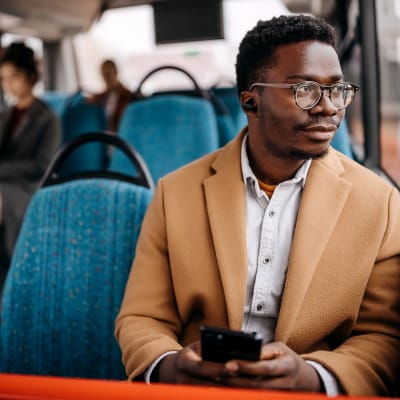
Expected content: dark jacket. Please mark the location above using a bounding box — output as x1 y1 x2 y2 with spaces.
0 98 61 264
89 83 132 132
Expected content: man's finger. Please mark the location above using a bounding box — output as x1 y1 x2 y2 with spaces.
225 355 295 377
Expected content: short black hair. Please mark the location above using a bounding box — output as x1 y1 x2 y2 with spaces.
236 14 337 95
101 59 117 70
0 42 39 85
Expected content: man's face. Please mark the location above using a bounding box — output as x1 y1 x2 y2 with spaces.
101 63 118 88
247 40 345 162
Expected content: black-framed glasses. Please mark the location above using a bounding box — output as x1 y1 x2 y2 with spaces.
249 81 360 110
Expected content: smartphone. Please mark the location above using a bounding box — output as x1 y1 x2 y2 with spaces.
200 325 263 363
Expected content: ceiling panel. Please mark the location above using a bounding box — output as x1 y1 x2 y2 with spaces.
0 0 101 40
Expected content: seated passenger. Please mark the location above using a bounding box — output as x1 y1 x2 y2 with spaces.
0 42 61 289
115 15 400 396
87 59 132 132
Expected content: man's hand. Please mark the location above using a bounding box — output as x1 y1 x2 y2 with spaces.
221 341 323 392
158 340 227 385
158 340 322 392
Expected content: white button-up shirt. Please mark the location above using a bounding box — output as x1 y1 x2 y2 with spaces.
240 134 339 395
241 135 311 343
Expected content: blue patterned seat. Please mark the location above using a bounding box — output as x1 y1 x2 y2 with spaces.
212 86 247 141
331 118 354 159
41 91 70 116
208 92 237 148
61 103 108 174
110 95 219 182
0 134 153 379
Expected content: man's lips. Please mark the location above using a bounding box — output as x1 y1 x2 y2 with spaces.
302 124 337 132
300 124 337 140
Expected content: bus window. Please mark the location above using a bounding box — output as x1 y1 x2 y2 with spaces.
73 0 290 94
376 0 400 186
331 0 364 163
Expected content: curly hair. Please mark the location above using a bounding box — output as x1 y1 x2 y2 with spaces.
236 15 337 95
0 42 39 85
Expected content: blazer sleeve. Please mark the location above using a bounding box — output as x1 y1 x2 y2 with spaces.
303 187 400 396
115 178 183 380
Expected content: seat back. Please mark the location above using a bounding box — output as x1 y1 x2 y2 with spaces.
140 67 239 149
331 118 354 159
110 95 219 182
41 132 154 189
41 90 89 116
0 134 154 379
41 91 70 116
61 103 108 174
207 92 237 147
212 86 247 136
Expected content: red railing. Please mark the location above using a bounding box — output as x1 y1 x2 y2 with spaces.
0 373 395 400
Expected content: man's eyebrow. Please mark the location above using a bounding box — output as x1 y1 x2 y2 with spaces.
287 74 344 81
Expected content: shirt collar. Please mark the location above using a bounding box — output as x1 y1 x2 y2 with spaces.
240 133 312 194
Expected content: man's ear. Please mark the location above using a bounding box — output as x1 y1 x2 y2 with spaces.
240 91 258 114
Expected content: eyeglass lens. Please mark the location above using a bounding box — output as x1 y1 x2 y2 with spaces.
295 82 355 110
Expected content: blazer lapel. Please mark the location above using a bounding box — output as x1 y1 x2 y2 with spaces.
203 132 248 330
275 152 352 343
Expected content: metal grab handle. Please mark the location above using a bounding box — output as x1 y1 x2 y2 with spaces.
40 131 155 190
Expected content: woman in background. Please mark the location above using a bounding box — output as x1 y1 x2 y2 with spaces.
0 42 61 290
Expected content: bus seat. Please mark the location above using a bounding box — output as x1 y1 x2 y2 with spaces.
0 133 154 380
110 94 219 182
66 89 88 106
149 89 237 148
331 118 354 159
41 90 88 116
61 103 108 174
212 86 247 133
208 92 237 146
41 91 70 116
134 64 233 148
216 113 237 146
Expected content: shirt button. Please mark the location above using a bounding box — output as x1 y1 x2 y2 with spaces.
269 210 275 217
256 304 263 311
262 257 270 264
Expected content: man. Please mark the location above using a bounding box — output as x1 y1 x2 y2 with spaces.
87 59 131 132
115 15 400 396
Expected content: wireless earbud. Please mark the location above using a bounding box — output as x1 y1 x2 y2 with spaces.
242 99 257 112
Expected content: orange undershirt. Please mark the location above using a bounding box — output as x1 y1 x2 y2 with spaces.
258 180 276 198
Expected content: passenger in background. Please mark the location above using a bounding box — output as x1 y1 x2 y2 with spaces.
0 42 61 291
87 59 132 132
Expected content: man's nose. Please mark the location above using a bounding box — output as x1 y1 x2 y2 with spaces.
310 89 339 115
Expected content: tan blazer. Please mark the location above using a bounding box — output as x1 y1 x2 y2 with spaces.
115 130 400 396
